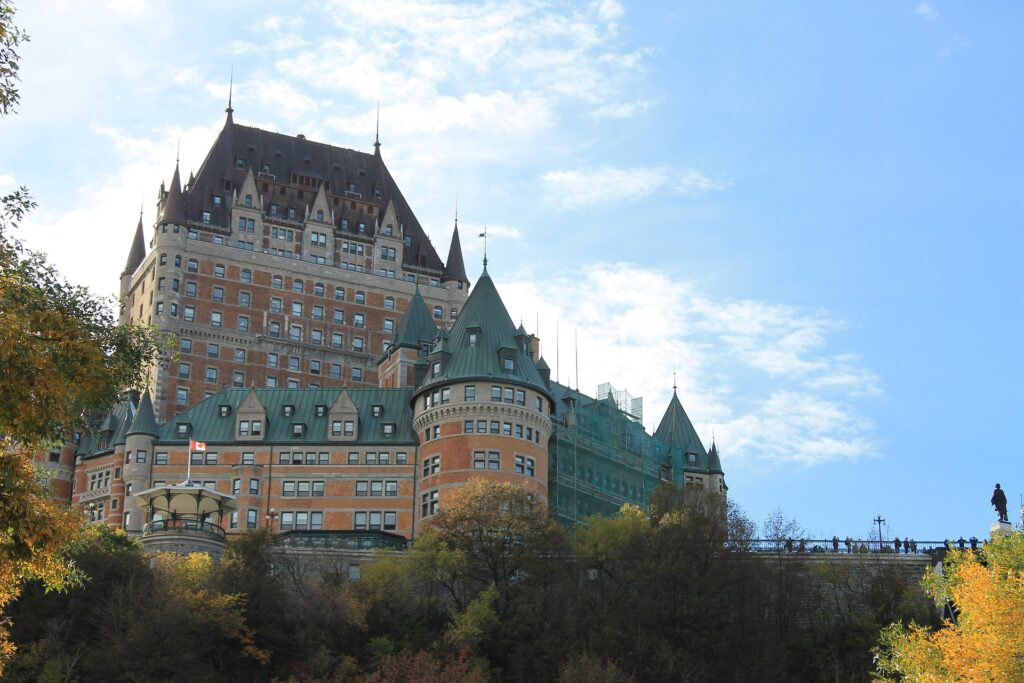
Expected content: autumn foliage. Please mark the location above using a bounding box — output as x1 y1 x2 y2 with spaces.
874 533 1024 682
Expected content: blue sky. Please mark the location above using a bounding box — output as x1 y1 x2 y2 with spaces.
2 0 1021 541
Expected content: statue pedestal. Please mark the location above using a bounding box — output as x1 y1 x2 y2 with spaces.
990 521 1013 540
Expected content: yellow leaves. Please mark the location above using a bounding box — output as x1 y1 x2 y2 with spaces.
874 534 1024 682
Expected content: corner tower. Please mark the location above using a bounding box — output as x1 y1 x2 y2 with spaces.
654 387 726 495
412 265 553 530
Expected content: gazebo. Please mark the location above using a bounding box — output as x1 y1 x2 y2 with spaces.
134 479 237 559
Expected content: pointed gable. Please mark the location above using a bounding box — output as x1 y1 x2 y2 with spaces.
707 440 724 475
159 163 186 225
442 221 468 285
123 215 146 276
328 389 359 441
234 388 267 442
655 389 708 461
127 391 159 437
309 183 331 223
235 168 260 209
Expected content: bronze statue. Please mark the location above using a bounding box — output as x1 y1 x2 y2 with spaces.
991 483 1009 523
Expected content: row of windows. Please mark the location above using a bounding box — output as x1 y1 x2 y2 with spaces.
355 480 399 496
281 480 325 496
422 384 541 410
464 420 542 444
276 451 410 466
353 510 397 531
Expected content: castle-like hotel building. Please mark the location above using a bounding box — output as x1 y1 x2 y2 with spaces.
51 106 725 543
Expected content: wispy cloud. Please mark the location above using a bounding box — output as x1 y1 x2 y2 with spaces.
542 165 726 210
914 2 938 21
500 263 880 467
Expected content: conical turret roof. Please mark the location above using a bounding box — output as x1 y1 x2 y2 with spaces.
122 214 146 276
441 222 468 285
159 162 186 225
655 389 708 460
416 266 550 398
389 287 438 352
707 440 724 475
127 391 160 437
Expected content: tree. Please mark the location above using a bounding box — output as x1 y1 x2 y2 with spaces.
874 533 1024 682
0 4 164 672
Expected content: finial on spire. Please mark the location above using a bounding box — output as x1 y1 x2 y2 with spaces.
374 100 381 153
226 67 234 121
175 136 180 166
454 196 458 226
673 368 677 392
478 224 488 268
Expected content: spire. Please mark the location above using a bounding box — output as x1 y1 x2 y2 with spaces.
159 161 187 226
225 67 234 124
655 385 708 462
707 439 724 475
127 390 160 437
122 210 146 276
479 224 488 271
373 100 381 155
442 216 469 286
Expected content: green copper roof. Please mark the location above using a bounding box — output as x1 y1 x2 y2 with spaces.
127 391 160 437
389 286 437 352
158 387 418 445
707 440 724 475
654 389 708 460
416 267 550 398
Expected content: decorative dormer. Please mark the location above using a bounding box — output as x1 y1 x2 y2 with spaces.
234 388 267 441
309 184 331 225
328 389 359 441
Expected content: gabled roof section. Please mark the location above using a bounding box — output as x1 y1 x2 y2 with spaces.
389 287 437 352
123 214 146 276
441 221 468 285
416 266 550 398
179 117 444 271
159 162 186 225
654 389 708 460
156 388 418 444
127 391 159 437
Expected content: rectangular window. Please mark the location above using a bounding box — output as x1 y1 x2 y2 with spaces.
464 420 474 434
280 511 293 530
249 478 260 494
491 386 502 402
356 480 368 496
515 390 526 406
354 511 367 530
385 481 398 497
246 509 257 528
242 452 255 465
212 286 224 302
136 450 146 463
211 311 222 327
155 452 168 465
348 451 359 465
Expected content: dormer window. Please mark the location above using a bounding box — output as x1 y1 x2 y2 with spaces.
315 405 326 417
503 357 515 373
282 405 294 417
316 209 324 221
292 423 305 437
212 195 221 206
176 423 189 437
432 362 440 376
468 331 478 348
201 211 211 224
344 420 355 437
235 158 245 169
372 405 383 417
218 405 231 417
244 194 253 207
383 423 395 438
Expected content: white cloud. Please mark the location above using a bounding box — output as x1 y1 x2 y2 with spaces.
498 262 880 467
914 2 938 20
590 100 652 119
542 165 726 210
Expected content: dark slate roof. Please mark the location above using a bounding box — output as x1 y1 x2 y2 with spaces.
389 287 437 352
707 440 724 475
654 390 708 460
123 214 146 275
158 388 418 444
178 118 445 272
441 222 468 284
536 356 550 371
159 163 186 225
416 267 550 398
127 391 159 437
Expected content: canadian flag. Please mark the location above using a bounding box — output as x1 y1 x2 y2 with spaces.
190 438 207 452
